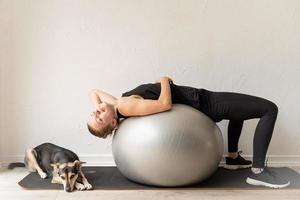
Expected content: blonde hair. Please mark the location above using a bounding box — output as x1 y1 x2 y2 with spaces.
87 118 120 139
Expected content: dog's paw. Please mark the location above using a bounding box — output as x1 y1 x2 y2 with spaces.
75 182 85 191
39 172 47 179
84 183 93 190
51 178 60 184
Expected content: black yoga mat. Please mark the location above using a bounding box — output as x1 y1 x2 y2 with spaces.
18 166 300 190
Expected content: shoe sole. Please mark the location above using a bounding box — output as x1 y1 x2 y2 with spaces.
246 177 290 189
223 164 252 170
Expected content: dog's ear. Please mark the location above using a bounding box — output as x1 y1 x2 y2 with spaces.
74 160 86 165
73 160 86 170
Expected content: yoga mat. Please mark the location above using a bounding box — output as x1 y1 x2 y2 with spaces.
18 167 300 190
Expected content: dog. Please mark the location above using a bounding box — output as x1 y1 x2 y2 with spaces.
9 143 93 192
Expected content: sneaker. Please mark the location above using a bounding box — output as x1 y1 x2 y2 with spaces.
223 151 252 170
246 167 290 188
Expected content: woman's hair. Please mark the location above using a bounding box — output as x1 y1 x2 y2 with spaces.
87 118 120 139
87 123 113 138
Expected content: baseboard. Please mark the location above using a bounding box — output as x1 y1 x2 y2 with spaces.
0 154 116 169
1 154 300 169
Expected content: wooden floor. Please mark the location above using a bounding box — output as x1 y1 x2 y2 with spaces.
1 167 300 200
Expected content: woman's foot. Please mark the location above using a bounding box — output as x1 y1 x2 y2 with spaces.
246 167 290 188
223 151 252 170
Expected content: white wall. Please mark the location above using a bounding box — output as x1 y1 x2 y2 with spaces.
1 0 300 167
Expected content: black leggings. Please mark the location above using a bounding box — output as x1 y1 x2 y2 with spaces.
199 89 278 168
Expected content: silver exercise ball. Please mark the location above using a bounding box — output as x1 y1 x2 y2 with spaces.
112 104 223 187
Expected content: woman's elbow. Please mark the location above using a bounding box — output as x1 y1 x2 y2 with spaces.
158 99 172 110
164 103 172 111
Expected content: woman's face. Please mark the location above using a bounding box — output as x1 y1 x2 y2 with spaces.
88 102 116 130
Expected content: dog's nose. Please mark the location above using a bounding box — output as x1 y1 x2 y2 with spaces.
65 187 72 192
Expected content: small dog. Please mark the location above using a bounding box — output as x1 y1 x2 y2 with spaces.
10 143 92 192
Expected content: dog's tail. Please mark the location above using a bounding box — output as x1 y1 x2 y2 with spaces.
8 162 25 169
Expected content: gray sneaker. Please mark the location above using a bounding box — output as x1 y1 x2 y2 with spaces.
246 167 290 188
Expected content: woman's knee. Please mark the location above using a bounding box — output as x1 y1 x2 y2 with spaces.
266 101 278 115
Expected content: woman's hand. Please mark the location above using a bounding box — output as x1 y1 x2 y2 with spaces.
89 89 117 110
95 103 103 112
155 76 174 84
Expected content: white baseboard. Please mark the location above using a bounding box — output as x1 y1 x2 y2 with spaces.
0 154 117 169
1 154 300 169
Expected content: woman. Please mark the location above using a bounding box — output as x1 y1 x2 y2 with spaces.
87 76 289 188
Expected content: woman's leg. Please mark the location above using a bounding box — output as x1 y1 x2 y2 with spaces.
252 103 278 167
228 119 244 153
199 90 289 188
202 91 278 168
225 119 254 170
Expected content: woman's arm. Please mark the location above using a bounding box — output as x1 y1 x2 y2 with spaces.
158 76 172 106
89 89 117 109
118 76 173 116
118 98 172 116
